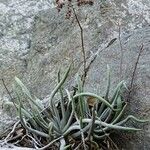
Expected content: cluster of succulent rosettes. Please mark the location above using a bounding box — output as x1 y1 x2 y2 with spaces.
8 65 148 149
56 0 94 19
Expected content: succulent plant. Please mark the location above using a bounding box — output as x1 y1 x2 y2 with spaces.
5 65 148 149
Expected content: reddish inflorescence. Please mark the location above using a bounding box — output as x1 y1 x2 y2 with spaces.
56 0 94 18
77 0 94 6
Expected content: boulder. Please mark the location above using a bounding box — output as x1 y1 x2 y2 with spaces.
0 0 150 149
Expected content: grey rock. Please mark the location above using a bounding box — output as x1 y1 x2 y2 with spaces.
0 0 150 149
0 141 35 150
84 27 150 150
0 0 54 136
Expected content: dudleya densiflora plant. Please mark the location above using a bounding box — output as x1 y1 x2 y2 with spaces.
6 65 148 149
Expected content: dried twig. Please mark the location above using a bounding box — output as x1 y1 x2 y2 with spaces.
1 79 13 101
14 134 27 145
6 132 23 142
38 136 63 150
100 125 119 150
71 6 86 85
118 23 123 80
127 44 144 102
0 124 17 139
14 134 41 148
4 121 20 142
1 78 17 110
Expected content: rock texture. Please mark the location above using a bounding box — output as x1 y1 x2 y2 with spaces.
0 0 150 149
85 27 150 150
0 142 35 150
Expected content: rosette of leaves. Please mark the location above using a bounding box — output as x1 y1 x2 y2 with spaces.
5 65 148 149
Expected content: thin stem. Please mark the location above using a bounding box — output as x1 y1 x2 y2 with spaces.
107 135 119 150
72 6 86 84
4 121 20 142
1 78 17 110
38 136 63 150
127 44 144 102
87 106 96 140
118 23 123 80
58 69 66 122
98 121 119 150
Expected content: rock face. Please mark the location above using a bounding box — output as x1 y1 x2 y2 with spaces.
85 27 150 149
0 0 55 138
0 0 150 149
0 142 35 150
